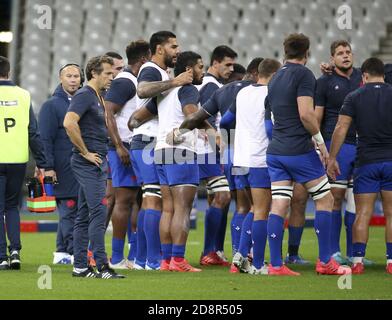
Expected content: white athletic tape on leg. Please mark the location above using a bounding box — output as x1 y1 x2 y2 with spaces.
271 185 294 200
308 178 331 201
331 180 348 189
143 184 162 198
207 176 230 194
345 184 356 213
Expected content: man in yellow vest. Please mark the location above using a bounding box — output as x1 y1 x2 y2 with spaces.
0 56 48 271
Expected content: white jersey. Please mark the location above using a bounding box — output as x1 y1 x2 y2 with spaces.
196 75 223 155
135 62 170 138
155 86 198 154
113 71 138 144
233 84 269 168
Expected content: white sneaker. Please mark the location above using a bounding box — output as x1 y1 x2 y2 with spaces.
109 259 134 270
248 264 269 275
53 252 73 265
232 252 250 273
216 251 229 263
232 252 244 269
133 263 145 270
145 263 161 271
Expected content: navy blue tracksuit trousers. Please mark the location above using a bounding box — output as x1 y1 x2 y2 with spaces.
71 154 108 269
56 198 77 255
0 164 26 260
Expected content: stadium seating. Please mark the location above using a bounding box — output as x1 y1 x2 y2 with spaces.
17 0 392 111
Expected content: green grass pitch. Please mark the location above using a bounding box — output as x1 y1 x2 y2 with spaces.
1 213 392 300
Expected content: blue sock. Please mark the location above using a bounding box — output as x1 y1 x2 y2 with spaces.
203 207 222 255
127 232 137 261
172 245 186 258
344 211 356 257
162 244 172 261
268 214 284 267
230 211 238 254
216 206 228 252
231 212 246 256
144 209 162 264
239 212 254 257
353 242 366 257
330 210 342 254
127 218 132 245
315 211 332 263
387 243 392 260
135 209 147 266
252 220 268 269
111 237 125 265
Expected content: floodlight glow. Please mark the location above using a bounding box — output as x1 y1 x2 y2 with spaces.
0 32 13 43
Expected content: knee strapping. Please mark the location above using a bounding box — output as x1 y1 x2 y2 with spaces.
206 176 230 195
308 178 331 201
345 181 356 212
331 180 348 189
143 184 162 198
271 185 294 200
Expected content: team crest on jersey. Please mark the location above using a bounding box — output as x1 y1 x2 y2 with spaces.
334 85 340 90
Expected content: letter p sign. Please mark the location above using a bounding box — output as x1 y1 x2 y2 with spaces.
4 118 16 133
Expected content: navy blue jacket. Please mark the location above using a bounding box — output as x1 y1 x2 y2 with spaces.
385 64 392 85
38 85 79 199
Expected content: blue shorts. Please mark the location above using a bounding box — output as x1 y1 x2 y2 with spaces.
157 163 199 187
156 164 168 186
353 161 392 194
267 150 326 184
107 150 140 188
223 147 236 191
326 141 356 182
234 175 249 190
236 167 271 189
130 148 159 185
198 152 223 180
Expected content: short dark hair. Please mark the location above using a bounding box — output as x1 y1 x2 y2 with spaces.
126 40 151 65
150 31 177 55
0 56 10 78
361 57 385 77
85 55 114 81
232 63 246 75
174 51 202 77
210 45 238 66
246 57 264 74
284 33 310 60
258 58 281 77
105 51 123 60
330 40 352 56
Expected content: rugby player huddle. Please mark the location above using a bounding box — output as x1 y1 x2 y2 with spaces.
64 30 392 278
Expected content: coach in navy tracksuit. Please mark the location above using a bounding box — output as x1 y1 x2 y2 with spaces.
38 64 82 264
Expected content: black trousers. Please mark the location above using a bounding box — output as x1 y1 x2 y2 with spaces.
0 164 26 259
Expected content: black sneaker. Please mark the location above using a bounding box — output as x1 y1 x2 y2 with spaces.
97 264 126 279
0 258 9 271
72 266 97 278
9 251 20 270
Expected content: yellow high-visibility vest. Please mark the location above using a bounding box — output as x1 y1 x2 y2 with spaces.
0 85 30 163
